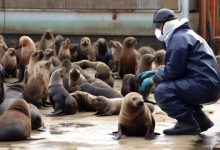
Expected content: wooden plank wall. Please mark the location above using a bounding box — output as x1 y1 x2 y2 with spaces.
0 0 180 10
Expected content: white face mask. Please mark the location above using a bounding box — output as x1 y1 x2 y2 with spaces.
155 28 165 42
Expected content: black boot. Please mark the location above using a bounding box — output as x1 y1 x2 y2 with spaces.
193 107 214 132
163 114 201 135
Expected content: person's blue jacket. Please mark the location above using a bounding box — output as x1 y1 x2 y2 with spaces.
153 21 220 102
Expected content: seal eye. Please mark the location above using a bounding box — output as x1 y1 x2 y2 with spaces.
132 97 136 101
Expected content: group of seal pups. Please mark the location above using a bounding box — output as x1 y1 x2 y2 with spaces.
1 30 219 141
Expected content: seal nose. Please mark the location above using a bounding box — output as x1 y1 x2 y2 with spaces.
137 101 144 106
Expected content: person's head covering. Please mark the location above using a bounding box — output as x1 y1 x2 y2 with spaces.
153 8 177 28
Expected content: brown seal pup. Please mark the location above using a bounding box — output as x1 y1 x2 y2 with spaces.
18 36 36 82
78 37 94 61
113 92 156 140
28 103 44 130
24 61 51 108
69 43 79 62
138 46 155 56
24 50 45 83
92 96 154 116
58 38 71 62
68 67 87 92
119 37 138 78
0 83 43 130
55 34 65 55
92 96 123 116
80 82 123 98
70 91 97 111
135 54 155 76
1 47 17 77
39 30 56 55
44 48 61 67
121 74 138 96
48 67 78 116
74 60 114 87
0 99 31 141
153 49 165 69
95 38 113 68
0 43 7 62
109 40 122 72
95 62 114 87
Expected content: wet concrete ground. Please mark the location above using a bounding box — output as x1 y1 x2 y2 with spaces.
0 102 220 150
0 69 220 150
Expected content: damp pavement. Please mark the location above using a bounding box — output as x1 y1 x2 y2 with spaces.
1 69 220 150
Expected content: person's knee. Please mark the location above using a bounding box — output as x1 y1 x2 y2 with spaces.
154 83 168 103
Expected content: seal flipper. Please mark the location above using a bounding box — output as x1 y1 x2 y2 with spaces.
96 111 114 116
113 124 124 140
144 115 160 140
47 103 63 116
47 109 63 116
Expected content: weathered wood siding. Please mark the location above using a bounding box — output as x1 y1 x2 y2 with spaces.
0 0 180 10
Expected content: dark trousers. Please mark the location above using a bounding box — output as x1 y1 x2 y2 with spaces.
154 79 220 120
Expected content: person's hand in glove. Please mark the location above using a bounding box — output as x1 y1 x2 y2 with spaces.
137 70 159 83
139 77 155 95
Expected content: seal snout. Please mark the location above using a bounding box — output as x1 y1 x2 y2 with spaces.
45 30 53 39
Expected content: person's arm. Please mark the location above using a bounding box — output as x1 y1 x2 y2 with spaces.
153 35 190 84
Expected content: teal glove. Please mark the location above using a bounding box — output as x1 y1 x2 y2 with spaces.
137 70 159 83
139 77 154 95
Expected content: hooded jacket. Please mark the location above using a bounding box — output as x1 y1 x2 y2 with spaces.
153 19 220 100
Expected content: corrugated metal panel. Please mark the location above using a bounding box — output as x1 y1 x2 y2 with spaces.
38 0 66 9
3 0 179 10
0 0 3 8
5 0 39 9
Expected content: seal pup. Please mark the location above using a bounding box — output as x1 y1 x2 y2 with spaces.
78 37 94 61
80 82 123 98
138 46 155 56
68 67 87 92
1 47 17 77
58 38 71 62
153 49 165 69
18 35 36 82
24 61 51 108
55 34 65 55
92 96 123 116
136 54 155 76
0 83 44 130
39 30 56 55
24 50 45 83
109 40 122 72
113 92 156 140
118 36 138 78
0 99 31 141
48 67 78 116
70 91 97 111
121 74 138 96
69 43 79 62
95 38 113 68
92 95 154 116
73 60 114 87
0 43 7 62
